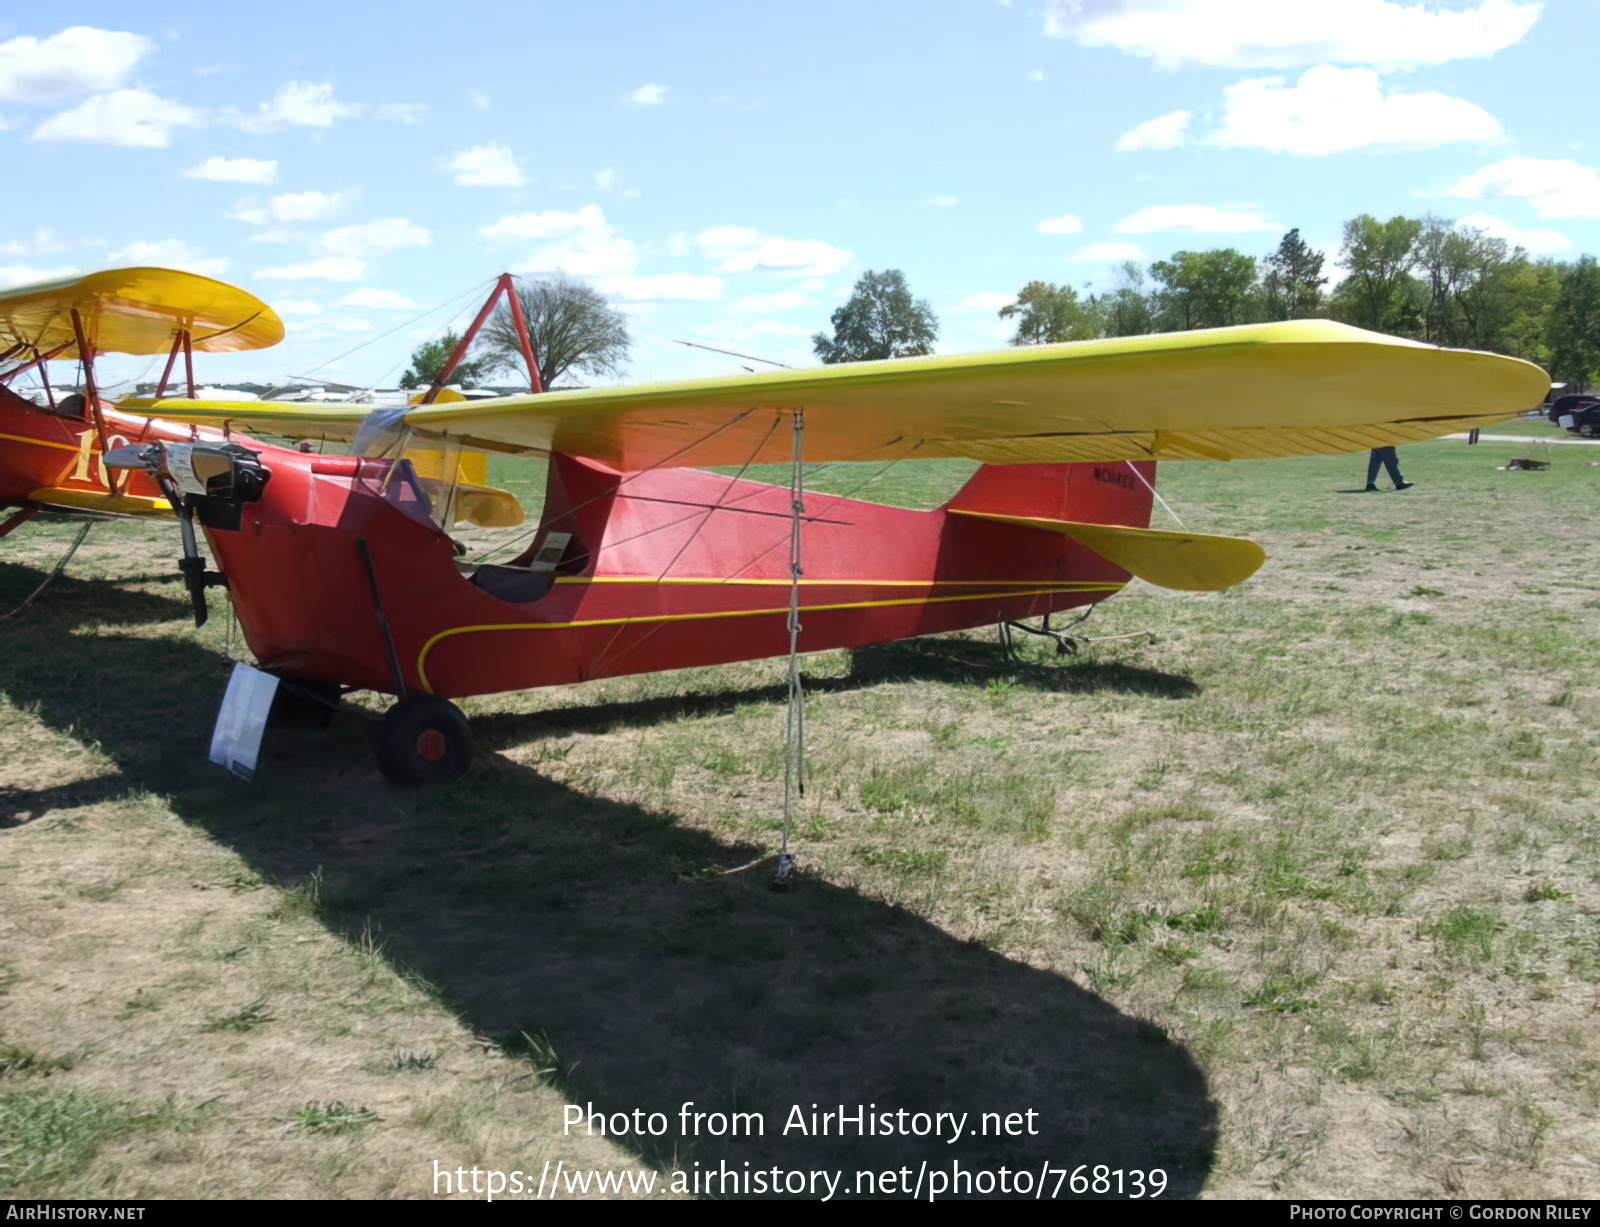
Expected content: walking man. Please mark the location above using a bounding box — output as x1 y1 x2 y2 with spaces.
1365 446 1413 491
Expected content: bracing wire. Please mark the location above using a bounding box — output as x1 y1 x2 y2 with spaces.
1123 459 1188 531
293 277 499 384
1 521 92 620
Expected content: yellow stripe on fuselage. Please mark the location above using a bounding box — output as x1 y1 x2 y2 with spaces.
552 576 1119 588
0 430 80 453
415 582 1122 692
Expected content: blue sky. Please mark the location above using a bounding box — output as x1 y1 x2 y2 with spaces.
1 1 1595 390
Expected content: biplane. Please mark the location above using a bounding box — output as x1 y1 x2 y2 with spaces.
1 270 1548 787
0 267 284 530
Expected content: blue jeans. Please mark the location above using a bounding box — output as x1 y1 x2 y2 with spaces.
1366 447 1403 487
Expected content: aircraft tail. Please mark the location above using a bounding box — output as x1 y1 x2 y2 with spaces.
944 461 1157 528
944 461 1267 592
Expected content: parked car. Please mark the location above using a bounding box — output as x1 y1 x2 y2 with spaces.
1548 393 1600 437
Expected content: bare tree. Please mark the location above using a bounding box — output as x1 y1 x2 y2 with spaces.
479 274 631 390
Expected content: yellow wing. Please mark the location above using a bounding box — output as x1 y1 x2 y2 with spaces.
29 487 172 517
0 267 283 357
133 320 1547 469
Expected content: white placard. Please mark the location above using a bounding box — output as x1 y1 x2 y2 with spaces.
209 663 280 781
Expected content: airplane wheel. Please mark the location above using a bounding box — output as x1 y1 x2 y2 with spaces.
377 695 474 784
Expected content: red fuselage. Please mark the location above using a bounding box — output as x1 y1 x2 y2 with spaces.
2 387 1158 698
0 386 224 509
203 448 1154 698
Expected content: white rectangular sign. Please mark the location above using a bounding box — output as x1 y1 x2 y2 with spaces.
209 663 280 781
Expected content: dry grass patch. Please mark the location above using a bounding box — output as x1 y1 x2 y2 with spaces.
3 435 1599 1197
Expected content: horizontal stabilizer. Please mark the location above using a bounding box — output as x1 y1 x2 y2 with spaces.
29 487 172 518
950 509 1265 592
453 483 524 528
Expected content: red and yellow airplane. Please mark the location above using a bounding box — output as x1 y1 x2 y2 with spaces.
0 267 285 529
1 269 1548 784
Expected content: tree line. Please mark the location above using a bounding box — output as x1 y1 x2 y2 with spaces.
812 218 1600 391
997 217 1600 391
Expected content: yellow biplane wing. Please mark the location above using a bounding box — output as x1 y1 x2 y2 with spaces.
131 320 1546 469
28 487 172 518
0 267 283 357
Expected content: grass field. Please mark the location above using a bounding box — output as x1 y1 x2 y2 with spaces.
2 428 1598 1199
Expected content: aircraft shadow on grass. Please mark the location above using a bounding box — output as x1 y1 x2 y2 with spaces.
473 636 1199 751
0 562 1216 1199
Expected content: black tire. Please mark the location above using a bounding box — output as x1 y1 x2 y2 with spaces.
267 678 342 730
377 695 474 784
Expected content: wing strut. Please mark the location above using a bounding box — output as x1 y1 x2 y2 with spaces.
421 273 544 405
774 408 805 893
68 308 118 496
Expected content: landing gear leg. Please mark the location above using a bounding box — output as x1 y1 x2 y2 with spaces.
377 695 475 784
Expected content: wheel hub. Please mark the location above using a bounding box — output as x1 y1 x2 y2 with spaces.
416 728 448 763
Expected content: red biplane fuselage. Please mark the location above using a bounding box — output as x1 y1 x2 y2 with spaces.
0 386 223 527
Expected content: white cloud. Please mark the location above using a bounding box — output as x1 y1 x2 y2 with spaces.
1043 0 1541 71
1026 69 1046 82
1036 214 1084 235
318 218 430 257
0 264 79 290
32 89 201 147
469 90 490 111
256 257 367 281
732 291 811 312
485 206 639 277
1114 205 1278 233
625 83 668 106
273 299 324 316
1073 241 1147 263
696 225 762 257
960 292 1016 311
723 320 811 341
0 27 152 103
1445 156 1600 220
229 81 361 132
592 273 724 302
1117 109 1191 152
482 205 610 242
107 239 227 277
184 156 277 184
595 168 615 191
336 287 419 309
921 195 959 207
445 142 524 186
0 229 69 257
696 226 852 277
270 190 343 222
378 103 426 124
1207 65 1503 155
230 191 345 225
1456 212 1572 256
